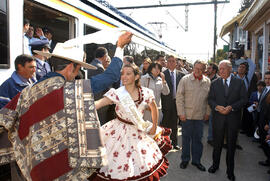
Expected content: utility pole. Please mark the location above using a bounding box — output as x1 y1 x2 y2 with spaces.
213 0 217 62
117 0 229 61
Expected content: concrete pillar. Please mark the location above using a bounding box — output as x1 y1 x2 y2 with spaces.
251 32 257 63
262 22 269 77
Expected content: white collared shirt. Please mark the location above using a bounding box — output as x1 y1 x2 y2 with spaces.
223 74 232 86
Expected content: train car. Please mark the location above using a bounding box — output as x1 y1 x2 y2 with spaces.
0 0 178 84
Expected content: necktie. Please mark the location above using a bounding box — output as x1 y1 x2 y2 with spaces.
224 79 229 97
171 71 176 98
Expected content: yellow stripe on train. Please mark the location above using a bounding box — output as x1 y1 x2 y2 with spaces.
50 0 116 28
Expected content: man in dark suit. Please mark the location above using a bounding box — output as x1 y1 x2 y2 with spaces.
161 55 184 150
208 60 247 181
257 71 270 167
87 47 108 78
87 47 110 125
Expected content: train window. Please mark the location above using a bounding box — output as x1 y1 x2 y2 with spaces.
0 0 9 69
24 1 74 51
83 24 116 64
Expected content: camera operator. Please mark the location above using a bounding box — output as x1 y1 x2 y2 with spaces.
228 41 256 84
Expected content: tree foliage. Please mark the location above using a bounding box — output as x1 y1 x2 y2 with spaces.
210 49 227 64
239 0 254 13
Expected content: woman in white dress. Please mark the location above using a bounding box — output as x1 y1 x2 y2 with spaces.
90 64 171 181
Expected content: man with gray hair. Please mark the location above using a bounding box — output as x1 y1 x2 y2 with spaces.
208 60 247 181
176 60 211 171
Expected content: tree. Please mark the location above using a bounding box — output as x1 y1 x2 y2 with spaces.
238 0 254 13
210 49 227 64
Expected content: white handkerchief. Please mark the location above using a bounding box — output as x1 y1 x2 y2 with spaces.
247 104 256 112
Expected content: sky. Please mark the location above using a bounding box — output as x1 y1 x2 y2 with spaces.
108 0 243 63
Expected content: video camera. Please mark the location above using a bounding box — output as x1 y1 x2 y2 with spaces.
228 41 245 60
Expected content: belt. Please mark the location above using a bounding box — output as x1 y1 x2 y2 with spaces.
116 114 134 125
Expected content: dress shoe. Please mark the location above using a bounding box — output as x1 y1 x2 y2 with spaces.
173 145 180 150
227 174 235 181
236 144 243 150
223 144 227 149
207 140 213 146
258 160 270 166
208 165 219 173
180 161 188 169
191 163 206 171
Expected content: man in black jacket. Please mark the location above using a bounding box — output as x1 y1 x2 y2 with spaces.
161 55 185 150
208 60 247 181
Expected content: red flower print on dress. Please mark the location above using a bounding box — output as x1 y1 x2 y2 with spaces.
141 166 144 169
113 151 119 157
117 136 121 141
132 133 136 137
153 153 157 159
123 164 129 171
111 130 115 135
126 151 132 158
148 162 151 166
141 149 147 155
131 146 134 149
117 165 122 169
116 95 119 101
138 135 142 140
121 144 125 148
109 169 113 173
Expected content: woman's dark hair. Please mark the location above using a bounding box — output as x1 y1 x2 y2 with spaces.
147 63 162 74
122 64 141 87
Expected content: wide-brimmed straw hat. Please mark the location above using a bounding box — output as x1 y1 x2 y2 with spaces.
34 43 96 70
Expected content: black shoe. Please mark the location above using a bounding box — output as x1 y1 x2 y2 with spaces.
207 140 213 146
223 144 227 149
191 163 206 171
236 145 243 150
267 170 270 174
173 145 180 150
227 174 235 181
208 165 219 173
258 160 270 166
180 161 188 169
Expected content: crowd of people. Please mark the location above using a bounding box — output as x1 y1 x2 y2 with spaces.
0 19 270 181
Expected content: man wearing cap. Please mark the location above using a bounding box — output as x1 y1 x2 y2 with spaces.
29 39 51 80
0 32 132 181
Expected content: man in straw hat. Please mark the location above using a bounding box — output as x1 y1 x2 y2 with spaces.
0 32 132 181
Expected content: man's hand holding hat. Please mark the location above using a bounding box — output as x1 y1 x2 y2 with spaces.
117 32 133 49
